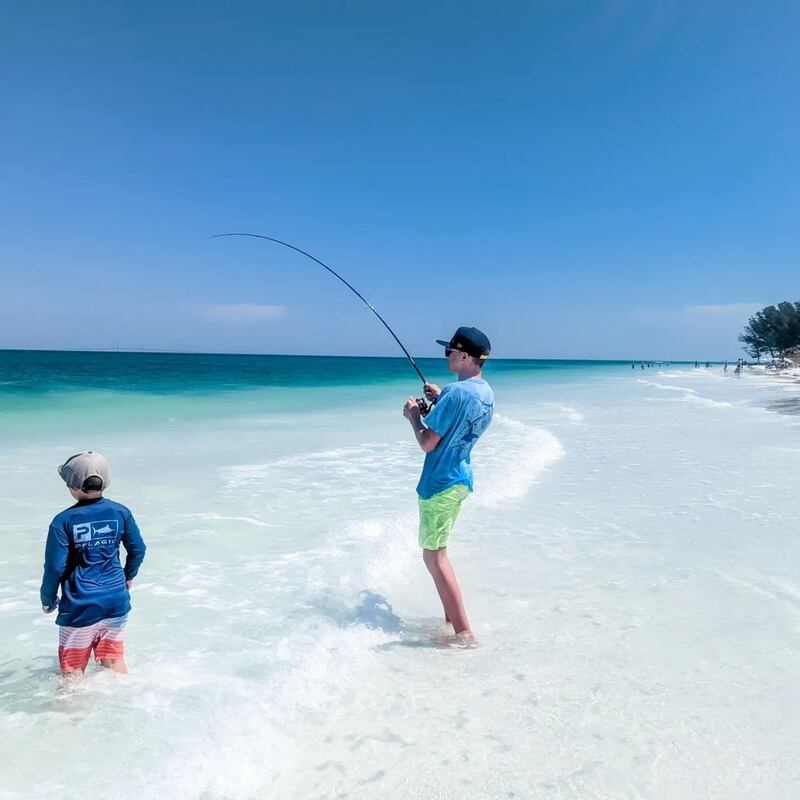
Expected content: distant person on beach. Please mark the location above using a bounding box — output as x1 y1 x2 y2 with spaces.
403 327 494 643
724 361 728 372
40 452 146 677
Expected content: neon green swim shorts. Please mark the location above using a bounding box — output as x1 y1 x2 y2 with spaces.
418 483 470 550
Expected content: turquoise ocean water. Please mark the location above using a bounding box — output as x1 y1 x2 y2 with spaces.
1 351 798 799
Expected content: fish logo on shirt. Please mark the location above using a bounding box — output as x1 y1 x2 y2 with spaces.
72 520 119 543
92 524 113 535
459 403 494 446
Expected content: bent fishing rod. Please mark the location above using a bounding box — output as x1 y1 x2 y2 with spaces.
213 232 434 412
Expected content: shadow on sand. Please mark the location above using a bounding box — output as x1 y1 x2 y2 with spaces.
310 590 458 649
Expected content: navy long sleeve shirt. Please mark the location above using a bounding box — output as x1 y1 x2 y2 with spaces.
40 496 146 627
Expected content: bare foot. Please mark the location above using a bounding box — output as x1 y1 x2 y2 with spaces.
432 630 480 649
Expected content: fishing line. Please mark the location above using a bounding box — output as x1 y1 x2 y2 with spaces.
213 232 433 409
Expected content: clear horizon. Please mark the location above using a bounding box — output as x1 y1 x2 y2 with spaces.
0 347 722 363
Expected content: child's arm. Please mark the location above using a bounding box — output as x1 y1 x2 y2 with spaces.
40 524 68 612
121 511 147 586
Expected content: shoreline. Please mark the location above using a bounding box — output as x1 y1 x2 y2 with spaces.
744 361 800 416
745 361 800 381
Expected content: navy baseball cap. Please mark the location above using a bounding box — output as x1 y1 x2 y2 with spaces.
436 326 491 360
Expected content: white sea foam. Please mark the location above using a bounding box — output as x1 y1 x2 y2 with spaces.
718 569 800 610
178 512 273 528
473 414 565 506
655 370 715 379
637 377 734 409
537 402 585 422
677 393 733 408
637 379 697 393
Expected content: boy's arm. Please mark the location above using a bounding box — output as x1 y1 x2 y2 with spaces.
40 524 69 612
121 511 147 585
404 386 459 452
404 400 442 453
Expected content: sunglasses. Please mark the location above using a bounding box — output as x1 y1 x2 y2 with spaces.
445 347 453 356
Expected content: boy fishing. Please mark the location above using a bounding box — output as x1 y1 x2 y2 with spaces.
403 326 494 642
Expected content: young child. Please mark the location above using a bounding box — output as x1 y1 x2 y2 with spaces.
40 451 146 675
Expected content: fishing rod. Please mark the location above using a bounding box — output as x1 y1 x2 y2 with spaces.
213 232 434 413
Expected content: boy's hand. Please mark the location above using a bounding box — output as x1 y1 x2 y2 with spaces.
42 604 56 614
126 580 133 590
403 397 420 420
423 383 441 402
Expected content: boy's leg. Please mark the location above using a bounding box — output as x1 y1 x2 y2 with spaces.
423 547 471 634
93 615 128 673
418 485 471 633
98 657 128 673
426 555 452 624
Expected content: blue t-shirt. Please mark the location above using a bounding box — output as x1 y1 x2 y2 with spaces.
40 497 146 628
416 377 495 499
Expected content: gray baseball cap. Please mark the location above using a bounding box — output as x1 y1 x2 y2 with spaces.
57 451 111 491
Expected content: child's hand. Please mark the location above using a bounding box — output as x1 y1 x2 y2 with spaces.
423 383 441 401
126 580 133 590
403 397 420 420
42 604 55 614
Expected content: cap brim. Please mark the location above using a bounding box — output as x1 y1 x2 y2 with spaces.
435 339 450 347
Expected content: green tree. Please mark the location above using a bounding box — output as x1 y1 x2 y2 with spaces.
738 309 770 360
740 301 800 359
738 325 765 361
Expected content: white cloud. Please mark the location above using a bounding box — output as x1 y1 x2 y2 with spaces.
201 303 287 322
683 303 763 318
628 302 763 325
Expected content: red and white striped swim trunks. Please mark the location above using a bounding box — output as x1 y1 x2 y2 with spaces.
58 614 128 671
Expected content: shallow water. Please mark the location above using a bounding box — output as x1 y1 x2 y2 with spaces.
1 354 798 799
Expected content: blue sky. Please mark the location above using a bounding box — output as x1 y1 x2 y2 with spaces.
1 1 798 359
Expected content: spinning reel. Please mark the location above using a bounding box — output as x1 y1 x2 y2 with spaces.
415 396 432 417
